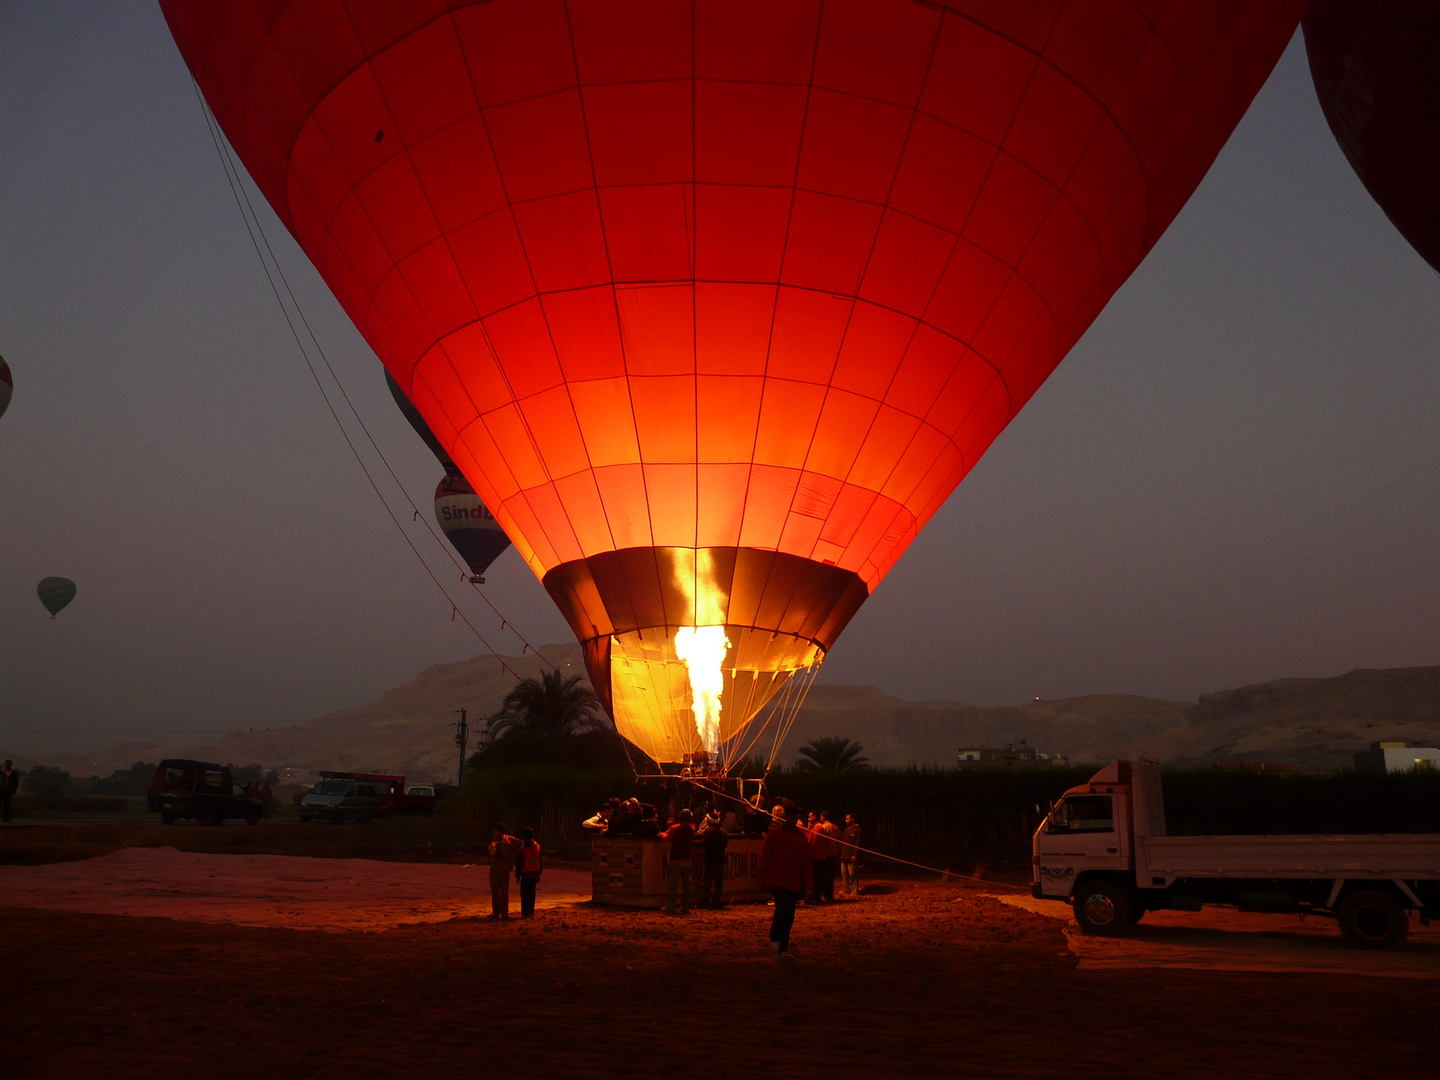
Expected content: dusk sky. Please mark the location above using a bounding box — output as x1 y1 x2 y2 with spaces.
3 3 1438 756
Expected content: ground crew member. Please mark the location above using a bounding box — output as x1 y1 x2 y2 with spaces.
516 826 543 919
698 814 729 907
659 808 696 915
758 802 812 959
840 813 862 897
488 822 522 920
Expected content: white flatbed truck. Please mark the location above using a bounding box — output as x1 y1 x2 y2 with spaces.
1032 760 1440 948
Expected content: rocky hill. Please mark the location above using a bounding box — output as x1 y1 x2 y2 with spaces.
12 655 1440 778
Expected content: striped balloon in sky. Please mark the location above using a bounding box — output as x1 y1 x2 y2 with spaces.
37 577 77 619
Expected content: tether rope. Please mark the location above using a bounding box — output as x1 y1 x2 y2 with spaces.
190 82 556 681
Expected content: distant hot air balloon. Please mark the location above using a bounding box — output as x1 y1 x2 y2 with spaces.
386 370 513 581
163 0 1304 768
386 370 456 470
1303 0 1440 274
435 472 512 584
37 577 76 618
0 355 12 421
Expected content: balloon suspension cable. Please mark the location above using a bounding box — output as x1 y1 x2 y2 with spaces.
190 83 557 678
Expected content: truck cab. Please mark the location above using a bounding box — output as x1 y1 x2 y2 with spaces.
1033 762 1134 921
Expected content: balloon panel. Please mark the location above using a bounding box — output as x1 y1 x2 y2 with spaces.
0 356 11 421
163 0 1303 760
1303 0 1440 274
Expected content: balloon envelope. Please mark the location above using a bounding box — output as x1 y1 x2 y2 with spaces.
37 577 76 618
1303 0 1440 275
163 0 1303 764
0 355 11 421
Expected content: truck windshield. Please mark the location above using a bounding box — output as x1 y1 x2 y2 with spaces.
1048 795 1114 833
310 781 348 796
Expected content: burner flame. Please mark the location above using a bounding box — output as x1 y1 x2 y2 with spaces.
674 625 729 753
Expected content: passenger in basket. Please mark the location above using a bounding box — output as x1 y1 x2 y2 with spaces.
659 809 696 915
488 823 523 920
583 797 620 833
516 826 543 919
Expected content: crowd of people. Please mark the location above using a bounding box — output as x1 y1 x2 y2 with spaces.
485 792 865 960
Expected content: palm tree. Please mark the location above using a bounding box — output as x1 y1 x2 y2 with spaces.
485 670 608 740
794 736 869 773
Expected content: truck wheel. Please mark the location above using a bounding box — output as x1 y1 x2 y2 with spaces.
1337 890 1408 949
160 813 176 825
209 812 226 826
1072 880 1133 936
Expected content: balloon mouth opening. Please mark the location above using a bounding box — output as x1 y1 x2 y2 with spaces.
607 626 822 766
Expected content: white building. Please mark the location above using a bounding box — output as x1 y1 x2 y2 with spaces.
1353 742 1440 773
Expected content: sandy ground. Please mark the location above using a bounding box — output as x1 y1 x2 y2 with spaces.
0 847 591 930
8 848 1437 983
992 892 1440 979
3 852 1439 1078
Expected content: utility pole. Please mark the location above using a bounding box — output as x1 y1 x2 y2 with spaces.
453 708 469 787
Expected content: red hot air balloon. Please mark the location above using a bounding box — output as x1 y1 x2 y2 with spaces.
161 0 1303 767
1303 0 1440 275
387 370 512 580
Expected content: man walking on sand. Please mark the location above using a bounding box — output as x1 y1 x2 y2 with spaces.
758 802 812 960
1 761 18 823
488 822 523 920
660 808 696 914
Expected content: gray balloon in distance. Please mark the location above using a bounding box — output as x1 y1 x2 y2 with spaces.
384 370 454 470
37 577 77 618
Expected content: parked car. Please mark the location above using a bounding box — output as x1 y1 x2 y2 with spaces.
298 778 390 824
148 759 270 826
